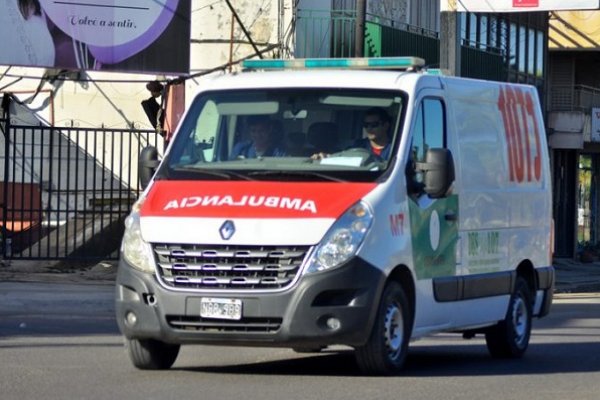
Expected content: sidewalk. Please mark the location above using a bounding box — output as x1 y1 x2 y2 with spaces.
1 257 600 293
0 259 118 285
553 257 600 293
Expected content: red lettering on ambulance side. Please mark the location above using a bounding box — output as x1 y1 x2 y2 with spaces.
498 85 543 183
509 87 525 182
525 92 542 181
390 213 404 236
498 87 515 181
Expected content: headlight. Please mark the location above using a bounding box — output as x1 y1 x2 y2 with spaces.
121 198 155 273
304 201 373 274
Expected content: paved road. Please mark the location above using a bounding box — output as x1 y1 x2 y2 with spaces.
0 282 599 400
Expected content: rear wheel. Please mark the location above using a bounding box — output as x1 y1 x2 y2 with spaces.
355 281 412 375
485 276 532 358
126 338 180 370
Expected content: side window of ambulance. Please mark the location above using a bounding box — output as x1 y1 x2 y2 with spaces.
412 98 445 162
192 100 219 161
410 98 446 189
174 100 219 165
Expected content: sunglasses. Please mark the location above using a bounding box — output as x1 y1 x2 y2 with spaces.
363 121 382 129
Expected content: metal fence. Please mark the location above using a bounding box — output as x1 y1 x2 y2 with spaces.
295 9 357 58
550 84 600 112
364 15 440 63
297 9 508 83
460 42 506 82
1 116 160 261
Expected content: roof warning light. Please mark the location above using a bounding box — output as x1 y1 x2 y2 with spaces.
242 57 426 71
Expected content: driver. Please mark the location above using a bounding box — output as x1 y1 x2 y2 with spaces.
230 115 286 159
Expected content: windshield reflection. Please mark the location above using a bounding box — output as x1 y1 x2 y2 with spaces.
163 88 405 182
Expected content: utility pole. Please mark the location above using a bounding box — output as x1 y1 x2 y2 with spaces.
355 0 367 57
278 0 285 57
439 0 462 76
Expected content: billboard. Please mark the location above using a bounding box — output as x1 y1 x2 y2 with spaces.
0 0 190 74
441 0 600 12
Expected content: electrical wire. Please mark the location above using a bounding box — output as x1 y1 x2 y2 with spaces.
0 1 287 88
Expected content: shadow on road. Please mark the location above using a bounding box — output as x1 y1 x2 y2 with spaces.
177 339 600 377
177 300 600 377
2 289 598 377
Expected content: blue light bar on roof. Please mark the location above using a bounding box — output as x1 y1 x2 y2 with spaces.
242 57 425 70
425 68 444 76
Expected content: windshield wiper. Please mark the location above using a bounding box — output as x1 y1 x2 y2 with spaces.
171 166 254 181
247 170 346 182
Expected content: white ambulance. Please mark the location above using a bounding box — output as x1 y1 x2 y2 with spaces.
116 57 554 375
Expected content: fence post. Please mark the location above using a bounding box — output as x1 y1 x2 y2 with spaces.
1 95 11 259
440 3 462 76
354 0 366 57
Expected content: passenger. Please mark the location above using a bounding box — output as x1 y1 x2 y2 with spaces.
230 115 286 159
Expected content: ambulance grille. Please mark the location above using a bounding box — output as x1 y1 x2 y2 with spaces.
152 244 311 291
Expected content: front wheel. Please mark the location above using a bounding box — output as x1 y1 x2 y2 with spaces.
485 276 533 358
354 281 412 375
126 338 180 370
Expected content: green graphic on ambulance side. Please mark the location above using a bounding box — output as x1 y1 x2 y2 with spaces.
409 194 458 280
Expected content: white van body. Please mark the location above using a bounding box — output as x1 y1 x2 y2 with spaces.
116 58 554 374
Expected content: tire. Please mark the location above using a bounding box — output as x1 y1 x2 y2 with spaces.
485 276 533 358
355 281 412 375
126 338 180 370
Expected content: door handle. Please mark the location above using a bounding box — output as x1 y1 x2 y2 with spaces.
445 212 457 222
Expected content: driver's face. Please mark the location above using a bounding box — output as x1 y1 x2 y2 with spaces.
249 122 271 147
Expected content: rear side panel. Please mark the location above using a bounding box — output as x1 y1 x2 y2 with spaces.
446 79 552 276
442 78 552 327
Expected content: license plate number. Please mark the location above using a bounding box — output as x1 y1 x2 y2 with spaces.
200 298 242 320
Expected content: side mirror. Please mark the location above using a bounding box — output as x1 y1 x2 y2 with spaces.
416 148 455 198
139 146 160 190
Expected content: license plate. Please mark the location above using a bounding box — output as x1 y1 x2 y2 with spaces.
200 298 242 320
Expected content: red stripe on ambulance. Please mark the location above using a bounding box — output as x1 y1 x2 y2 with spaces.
498 85 542 183
141 181 376 219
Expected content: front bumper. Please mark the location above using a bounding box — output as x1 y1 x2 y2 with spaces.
115 256 386 348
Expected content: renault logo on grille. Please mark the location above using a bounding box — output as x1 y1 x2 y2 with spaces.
219 220 236 240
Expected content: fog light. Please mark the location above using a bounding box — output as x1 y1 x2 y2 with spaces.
326 317 341 331
125 311 137 327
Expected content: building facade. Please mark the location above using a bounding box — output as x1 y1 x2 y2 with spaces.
547 10 600 259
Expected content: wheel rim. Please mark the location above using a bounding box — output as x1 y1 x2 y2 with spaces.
511 295 529 347
384 302 404 360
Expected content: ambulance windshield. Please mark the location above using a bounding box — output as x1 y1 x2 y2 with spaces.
162 88 405 182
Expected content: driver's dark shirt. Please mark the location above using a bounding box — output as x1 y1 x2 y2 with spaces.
230 140 286 159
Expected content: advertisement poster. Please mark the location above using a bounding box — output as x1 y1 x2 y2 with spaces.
441 0 600 12
0 0 190 74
